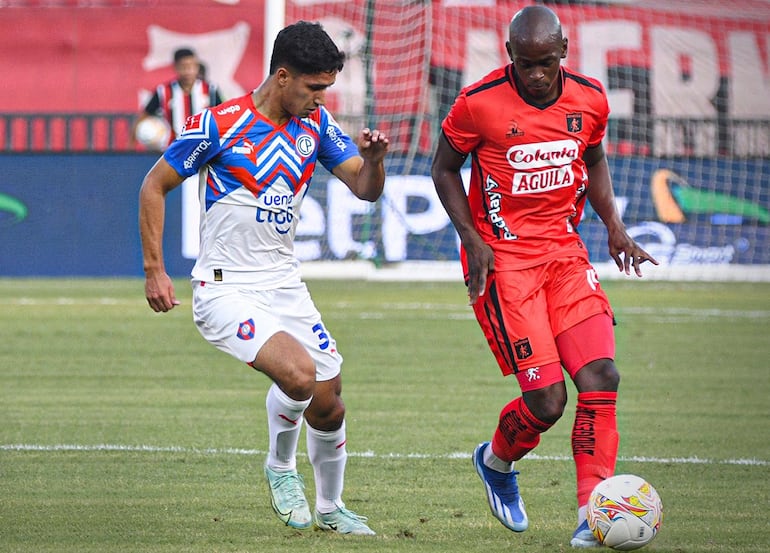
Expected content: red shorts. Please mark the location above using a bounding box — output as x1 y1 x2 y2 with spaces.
472 257 615 391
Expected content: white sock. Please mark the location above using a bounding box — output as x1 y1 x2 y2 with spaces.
577 504 588 526
307 421 347 514
483 445 514 473
265 383 311 471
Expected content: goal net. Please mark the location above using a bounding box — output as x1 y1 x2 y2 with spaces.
286 0 769 281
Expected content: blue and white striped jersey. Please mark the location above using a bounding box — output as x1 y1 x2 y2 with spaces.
163 92 357 287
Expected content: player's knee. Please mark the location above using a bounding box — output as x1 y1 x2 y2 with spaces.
320 403 345 431
576 358 620 391
535 398 567 424
524 385 567 424
276 360 317 401
306 396 345 431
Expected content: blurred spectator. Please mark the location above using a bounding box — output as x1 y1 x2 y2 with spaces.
132 47 223 151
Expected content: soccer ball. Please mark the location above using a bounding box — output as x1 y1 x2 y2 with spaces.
587 474 663 551
135 116 171 151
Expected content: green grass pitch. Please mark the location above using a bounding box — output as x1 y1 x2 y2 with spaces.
1 278 768 552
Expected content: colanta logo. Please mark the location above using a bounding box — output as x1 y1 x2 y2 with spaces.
0 192 28 224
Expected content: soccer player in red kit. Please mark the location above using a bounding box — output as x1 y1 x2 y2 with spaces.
431 5 657 548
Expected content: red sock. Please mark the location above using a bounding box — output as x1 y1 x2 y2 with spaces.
573 391 619 505
492 396 553 462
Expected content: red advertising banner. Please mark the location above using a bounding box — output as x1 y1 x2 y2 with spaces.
0 1 266 112
1 0 768 156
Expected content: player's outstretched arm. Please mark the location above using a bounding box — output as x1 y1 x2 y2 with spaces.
139 157 185 312
333 128 389 202
584 144 659 277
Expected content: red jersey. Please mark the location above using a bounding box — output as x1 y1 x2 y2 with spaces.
442 65 609 271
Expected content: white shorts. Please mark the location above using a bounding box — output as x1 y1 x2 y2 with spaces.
191 280 343 381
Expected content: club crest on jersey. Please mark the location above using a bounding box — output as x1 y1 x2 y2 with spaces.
514 338 533 360
296 134 315 157
236 318 255 341
566 112 583 133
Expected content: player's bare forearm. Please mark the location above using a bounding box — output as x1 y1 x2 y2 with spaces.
585 157 658 276
334 128 389 201
353 160 386 202
433 170 476 245
432 136 493 304
432 135 473 239
583 148 658 276
139 199 179 311
585 151 623 231
138 158 183 311
437 186 493 305
356 128 389 201
139 161 180 271
138 183 167 274
438 193 492 304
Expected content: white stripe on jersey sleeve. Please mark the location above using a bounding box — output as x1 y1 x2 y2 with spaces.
218 110 253 145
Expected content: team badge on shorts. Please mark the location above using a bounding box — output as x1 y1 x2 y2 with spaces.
236 318 255 341
514 337 533 360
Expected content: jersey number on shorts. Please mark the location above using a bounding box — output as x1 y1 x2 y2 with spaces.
312 323 330 350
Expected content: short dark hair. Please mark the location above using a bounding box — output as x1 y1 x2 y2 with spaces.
269 21 345 75
174 48 196 64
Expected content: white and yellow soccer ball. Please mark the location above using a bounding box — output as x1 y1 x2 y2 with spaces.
135 116 171 151
587 474 663 551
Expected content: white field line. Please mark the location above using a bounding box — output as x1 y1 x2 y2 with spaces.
3 297 768 320
1 443 767 467
2 297 138 306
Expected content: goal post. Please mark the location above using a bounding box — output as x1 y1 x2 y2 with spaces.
263 0 286 80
